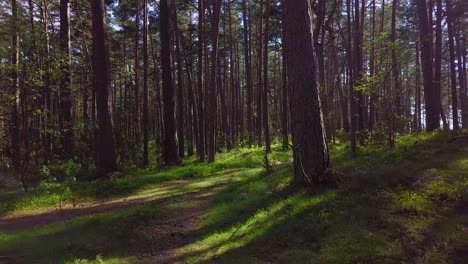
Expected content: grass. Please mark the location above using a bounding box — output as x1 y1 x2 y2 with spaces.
0 205 162 263
0 130 467 263
0 147 289 216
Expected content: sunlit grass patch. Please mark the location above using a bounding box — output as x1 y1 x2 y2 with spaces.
180 191 336 263
0 204 162 263
320 227 403 263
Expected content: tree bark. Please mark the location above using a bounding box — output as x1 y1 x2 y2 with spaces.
284 0 331 185
174 8 185 158
262 0 271 153
446 0 459 130
142 0 149 165
90 0 118 177
59 0 74 159
241 0 253 147
416 0 439 131
208 0 222 163
197 0 205 161
160 0 180 165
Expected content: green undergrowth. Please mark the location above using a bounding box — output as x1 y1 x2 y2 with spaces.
0 131 467 263
177 130 468 263
0 147 290 216
0 205 162 263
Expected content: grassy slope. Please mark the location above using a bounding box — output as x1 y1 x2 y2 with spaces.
0 131 467 263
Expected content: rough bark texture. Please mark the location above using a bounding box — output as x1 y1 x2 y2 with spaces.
90 0 118 177
160 0 180 165
284 0 331 185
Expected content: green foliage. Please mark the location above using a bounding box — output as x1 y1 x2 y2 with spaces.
1 131 467 263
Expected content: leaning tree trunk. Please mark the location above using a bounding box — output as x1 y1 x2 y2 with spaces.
89 0 118 177
284 0 331 185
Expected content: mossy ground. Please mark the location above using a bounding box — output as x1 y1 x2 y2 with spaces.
0 131 467 263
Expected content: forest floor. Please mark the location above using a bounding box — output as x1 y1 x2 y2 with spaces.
0 131 467 263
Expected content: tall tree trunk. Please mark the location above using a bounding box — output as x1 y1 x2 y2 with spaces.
262 0 271 153
60 0 74 159
10 0 22 184
281 33 288 150
134 0 141 143
284 0 331 185
142 0 149 165
455 21 467 128
160 0 180 165
241 0 253 147
416 0 439 131
174 8 185 158
208 0 222 163
434 0 448 130
197 0 205 161
415 41 422 131
89 0 118 177
446 0 459 130
256 1 263 147
347 0 357 156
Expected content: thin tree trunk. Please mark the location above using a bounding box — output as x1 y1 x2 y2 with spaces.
415 41 422 131
446 0 459 130
197 0 205 161
174 8 185 158
142 0 149 165
262 0 271 153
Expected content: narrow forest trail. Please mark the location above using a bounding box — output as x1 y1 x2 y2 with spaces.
0 169 247 233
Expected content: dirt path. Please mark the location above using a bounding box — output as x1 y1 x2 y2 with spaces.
0 169 245 234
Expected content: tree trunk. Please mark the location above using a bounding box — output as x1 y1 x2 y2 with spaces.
262 0 271 153
160 0 180 165
208 0 222 163
281 34 289 150
446 0 459 130
241 0 253 147
89 0 118 177
284 0 331 185
197 0 205 161
134 0 141 143
434 0 448 130
416 0 439 131
142 0 149 165
415 41 422 131
455 21 467 128
59 0 74 159
174 8 185 158
347 0 357 156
